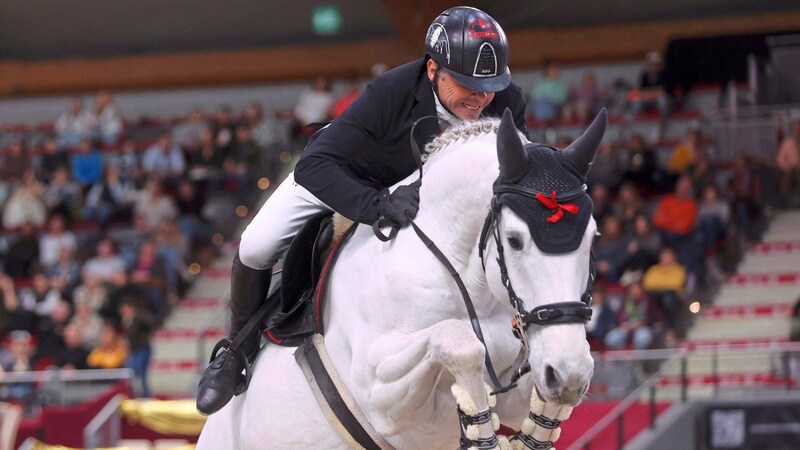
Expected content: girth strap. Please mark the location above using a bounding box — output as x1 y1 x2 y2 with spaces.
295 335 395 450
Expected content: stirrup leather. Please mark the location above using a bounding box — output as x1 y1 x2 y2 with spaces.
209 338 254 395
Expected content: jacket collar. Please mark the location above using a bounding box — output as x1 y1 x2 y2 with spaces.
410 59 439 146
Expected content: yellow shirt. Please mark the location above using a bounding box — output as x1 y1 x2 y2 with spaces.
643 264 686 295
667 143 695 174
87 342 128 369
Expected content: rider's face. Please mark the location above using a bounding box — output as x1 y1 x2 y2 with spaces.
427 60 495 121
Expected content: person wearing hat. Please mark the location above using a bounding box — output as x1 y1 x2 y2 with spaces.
196 6 527 415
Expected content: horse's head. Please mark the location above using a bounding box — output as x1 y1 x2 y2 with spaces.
482 109 606 405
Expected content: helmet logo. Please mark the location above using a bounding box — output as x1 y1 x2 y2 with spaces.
427 23 450 64
473 43 498 77
467 18 499 39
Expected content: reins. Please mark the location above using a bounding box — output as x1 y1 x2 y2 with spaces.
372 118 593 395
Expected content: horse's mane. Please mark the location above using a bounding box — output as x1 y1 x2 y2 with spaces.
421 118 501 163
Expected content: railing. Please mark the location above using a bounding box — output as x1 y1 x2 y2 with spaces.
83 394 125 450
0 368 132 407
569 342 800 450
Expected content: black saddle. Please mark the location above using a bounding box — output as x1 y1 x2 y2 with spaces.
263 211 354 347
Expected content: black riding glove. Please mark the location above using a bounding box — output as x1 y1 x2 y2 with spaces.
377 180 421 227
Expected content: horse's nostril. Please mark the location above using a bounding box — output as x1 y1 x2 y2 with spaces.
544 365 559 389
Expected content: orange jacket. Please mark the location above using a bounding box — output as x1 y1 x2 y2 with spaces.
652 195 697 235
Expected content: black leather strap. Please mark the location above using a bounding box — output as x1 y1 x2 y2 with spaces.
521 301 593 326
529 411 561 429
513 432 554 450
409 220 515 394
302 337 382 450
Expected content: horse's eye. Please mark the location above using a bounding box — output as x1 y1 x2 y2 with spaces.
507 235 523 251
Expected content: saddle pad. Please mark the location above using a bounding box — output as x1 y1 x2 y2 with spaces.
265 211 355 346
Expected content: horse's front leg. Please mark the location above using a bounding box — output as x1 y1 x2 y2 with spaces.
363 319 504 449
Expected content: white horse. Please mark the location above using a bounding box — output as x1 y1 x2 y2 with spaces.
198 110 606 449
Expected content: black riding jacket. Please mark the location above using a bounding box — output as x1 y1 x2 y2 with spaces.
293 58 527 225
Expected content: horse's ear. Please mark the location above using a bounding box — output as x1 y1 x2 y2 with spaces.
562 108 607 178
497 108 528 182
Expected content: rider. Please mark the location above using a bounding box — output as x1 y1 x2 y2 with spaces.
196 5 528 415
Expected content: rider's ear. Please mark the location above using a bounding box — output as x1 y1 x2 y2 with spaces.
426 59 439 83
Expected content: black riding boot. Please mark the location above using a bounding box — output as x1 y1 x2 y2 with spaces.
196 253 271 415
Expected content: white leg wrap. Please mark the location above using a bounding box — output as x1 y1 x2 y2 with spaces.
452 383 503 450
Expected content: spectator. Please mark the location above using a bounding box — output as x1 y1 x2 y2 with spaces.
211 105 238 156
629 51 670 119
696 184 730 252
3 222 40 279
652 175 698 245
621 133 664 194
128 241 168 321
42 166 82 219
91 91 123 145
530 60 568 123
70 303 104 350
565 72 603 124
54 97 94 148
668 129 703 175
142 134 186 181
111 213 152 270
586 142 623 190
590 183 612 223
244 104 291 175
0 331 35 402
612 182 647 230
108 139 143 186
643 247 686 338
120 298 155 397
32 299 71 366
595 215 630 283
82 166 136 225
87 323 128 369
3 170 46 229
776 120 800 208
619 214 661 286
39 214 77 268
175 180 210 244
185 129 221 183
688 147 716 196
19 273 63 318
36 137 70 183
153 219 189 298
604 282 659 350
728 155 762 242
71 138 103 187
72 275 109 314
55 325 90 370
330 80 361 119
585 285 618 344
0 273 18 335
81 238 127 290
172 107 210 152
134 179 178 231
292 76 334 142
45 247 81 298
0 140 32 190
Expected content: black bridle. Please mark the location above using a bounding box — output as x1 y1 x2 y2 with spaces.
373 118 595 395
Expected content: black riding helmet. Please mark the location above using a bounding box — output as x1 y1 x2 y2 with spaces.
424 6 511 93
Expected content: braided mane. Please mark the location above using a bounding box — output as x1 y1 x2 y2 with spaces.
421 118 501 163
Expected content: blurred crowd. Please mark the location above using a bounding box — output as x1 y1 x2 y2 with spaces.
0 56 798 404
0 91 303 402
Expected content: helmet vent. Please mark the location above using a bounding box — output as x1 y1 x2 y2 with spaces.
473 43 497 77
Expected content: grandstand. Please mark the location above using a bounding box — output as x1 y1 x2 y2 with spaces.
1 1 800 449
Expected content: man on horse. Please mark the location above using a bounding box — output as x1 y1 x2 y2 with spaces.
197 6 528 415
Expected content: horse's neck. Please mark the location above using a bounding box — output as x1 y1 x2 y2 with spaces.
414 136 499 266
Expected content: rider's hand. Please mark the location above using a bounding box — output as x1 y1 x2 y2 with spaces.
377 180 421 227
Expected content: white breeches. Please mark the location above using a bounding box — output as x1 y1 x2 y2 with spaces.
238 171 333 270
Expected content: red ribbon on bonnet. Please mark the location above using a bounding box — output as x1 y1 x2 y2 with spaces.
535 191 580 223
